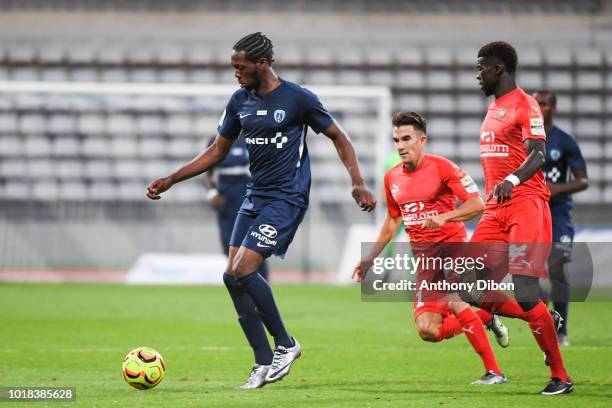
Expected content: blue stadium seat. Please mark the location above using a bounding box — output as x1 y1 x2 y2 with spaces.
56 160 83 180
575 119 603 138
396 70 424 88
160 68 189 83
396 94 426 112
137 115 164 136
2 181 31 200
0 136 23 157
110 138 138 158
24 137 52 157
427 94 455 113
27 159 55 179
0 159 27 178
81 138 110 158
139 138 166 158
426 70 453 90
59 180 88 201
544 48 572 66
0 113 18 133
427 117 454 138
574 48 602 67
576 72 603 90
546 70 573 90
85 160 113 179
576 95 603 114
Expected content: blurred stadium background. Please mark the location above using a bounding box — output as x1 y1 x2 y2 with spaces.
1 0 611 283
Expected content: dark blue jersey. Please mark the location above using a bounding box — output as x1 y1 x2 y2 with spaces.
217 79 334 208
543 126 587 211
207 136 250 198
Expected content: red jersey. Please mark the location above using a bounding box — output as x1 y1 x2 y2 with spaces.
384 154 481 242
480 87 550 206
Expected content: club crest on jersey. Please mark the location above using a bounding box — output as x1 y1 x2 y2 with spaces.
391 183 400 198
550 149 561 161
274 109 286 123
497 109 507 119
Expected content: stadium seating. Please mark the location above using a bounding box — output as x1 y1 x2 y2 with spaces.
0 40 610 204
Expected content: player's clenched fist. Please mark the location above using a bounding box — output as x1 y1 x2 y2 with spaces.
146 177 174 200
352 184 377 212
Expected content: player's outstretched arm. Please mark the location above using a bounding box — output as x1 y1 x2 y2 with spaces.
352 213 402 282
422 197 484 229
146 134 233 200
488 138 546 203
321 122 377 212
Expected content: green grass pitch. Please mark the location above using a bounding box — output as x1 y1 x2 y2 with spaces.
1 283 611 407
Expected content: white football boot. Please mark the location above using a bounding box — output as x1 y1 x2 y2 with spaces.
240 364 270 390
264 337 302 384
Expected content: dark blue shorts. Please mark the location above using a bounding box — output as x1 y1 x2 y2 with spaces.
228 196 306 259
551 208 574 263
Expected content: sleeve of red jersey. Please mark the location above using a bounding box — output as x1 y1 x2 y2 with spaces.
516 101 547 142
383 171 401 217
439 159 481 201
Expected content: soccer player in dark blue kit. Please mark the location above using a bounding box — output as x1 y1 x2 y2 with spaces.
147 32 376 389
533 90 589 346
204 136 269 281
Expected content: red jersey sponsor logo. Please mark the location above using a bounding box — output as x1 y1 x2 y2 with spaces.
480 130 509 157
402 201 439 226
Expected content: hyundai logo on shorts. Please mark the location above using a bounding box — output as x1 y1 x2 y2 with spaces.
258 224 278 239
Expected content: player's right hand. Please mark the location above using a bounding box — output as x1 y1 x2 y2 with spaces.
146 177 174 200
352 259 373 283
209 194 225 209
352 184 377 212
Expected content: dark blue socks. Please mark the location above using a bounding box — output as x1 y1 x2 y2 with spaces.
223 273 273 365
238 271 293 348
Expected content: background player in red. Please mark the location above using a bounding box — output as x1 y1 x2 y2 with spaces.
469 41 573 395
353 112 508 384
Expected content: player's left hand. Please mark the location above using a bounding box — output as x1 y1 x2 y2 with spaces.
352 184 377 212
421 214 447 229
487 180 514 204
352 259 373 283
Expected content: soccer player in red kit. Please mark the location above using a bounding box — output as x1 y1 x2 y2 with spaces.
469 41 573 395
353 112 508 384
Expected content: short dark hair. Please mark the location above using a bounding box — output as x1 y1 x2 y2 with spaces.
478 41 518 74
392 111 427 134
534 90 557 108
233 32 274 64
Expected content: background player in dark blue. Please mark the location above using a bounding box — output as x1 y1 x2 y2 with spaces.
204 136 269 281
534 90 589 347
147 32 376 389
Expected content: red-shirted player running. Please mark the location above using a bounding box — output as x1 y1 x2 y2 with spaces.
353 112 508 384
467 41 573 395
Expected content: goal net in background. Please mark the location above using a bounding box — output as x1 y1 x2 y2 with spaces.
0 81 391 282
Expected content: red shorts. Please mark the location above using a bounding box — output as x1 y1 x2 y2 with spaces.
413 300 451 319
471 197 552 278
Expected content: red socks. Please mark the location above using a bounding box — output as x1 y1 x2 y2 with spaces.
526 302 568 381
479 291 527 320
456 308 502 375
475 309 493 326
437 308 493 340
437 308 501 375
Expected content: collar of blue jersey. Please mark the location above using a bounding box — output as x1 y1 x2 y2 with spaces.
249 78 286 99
